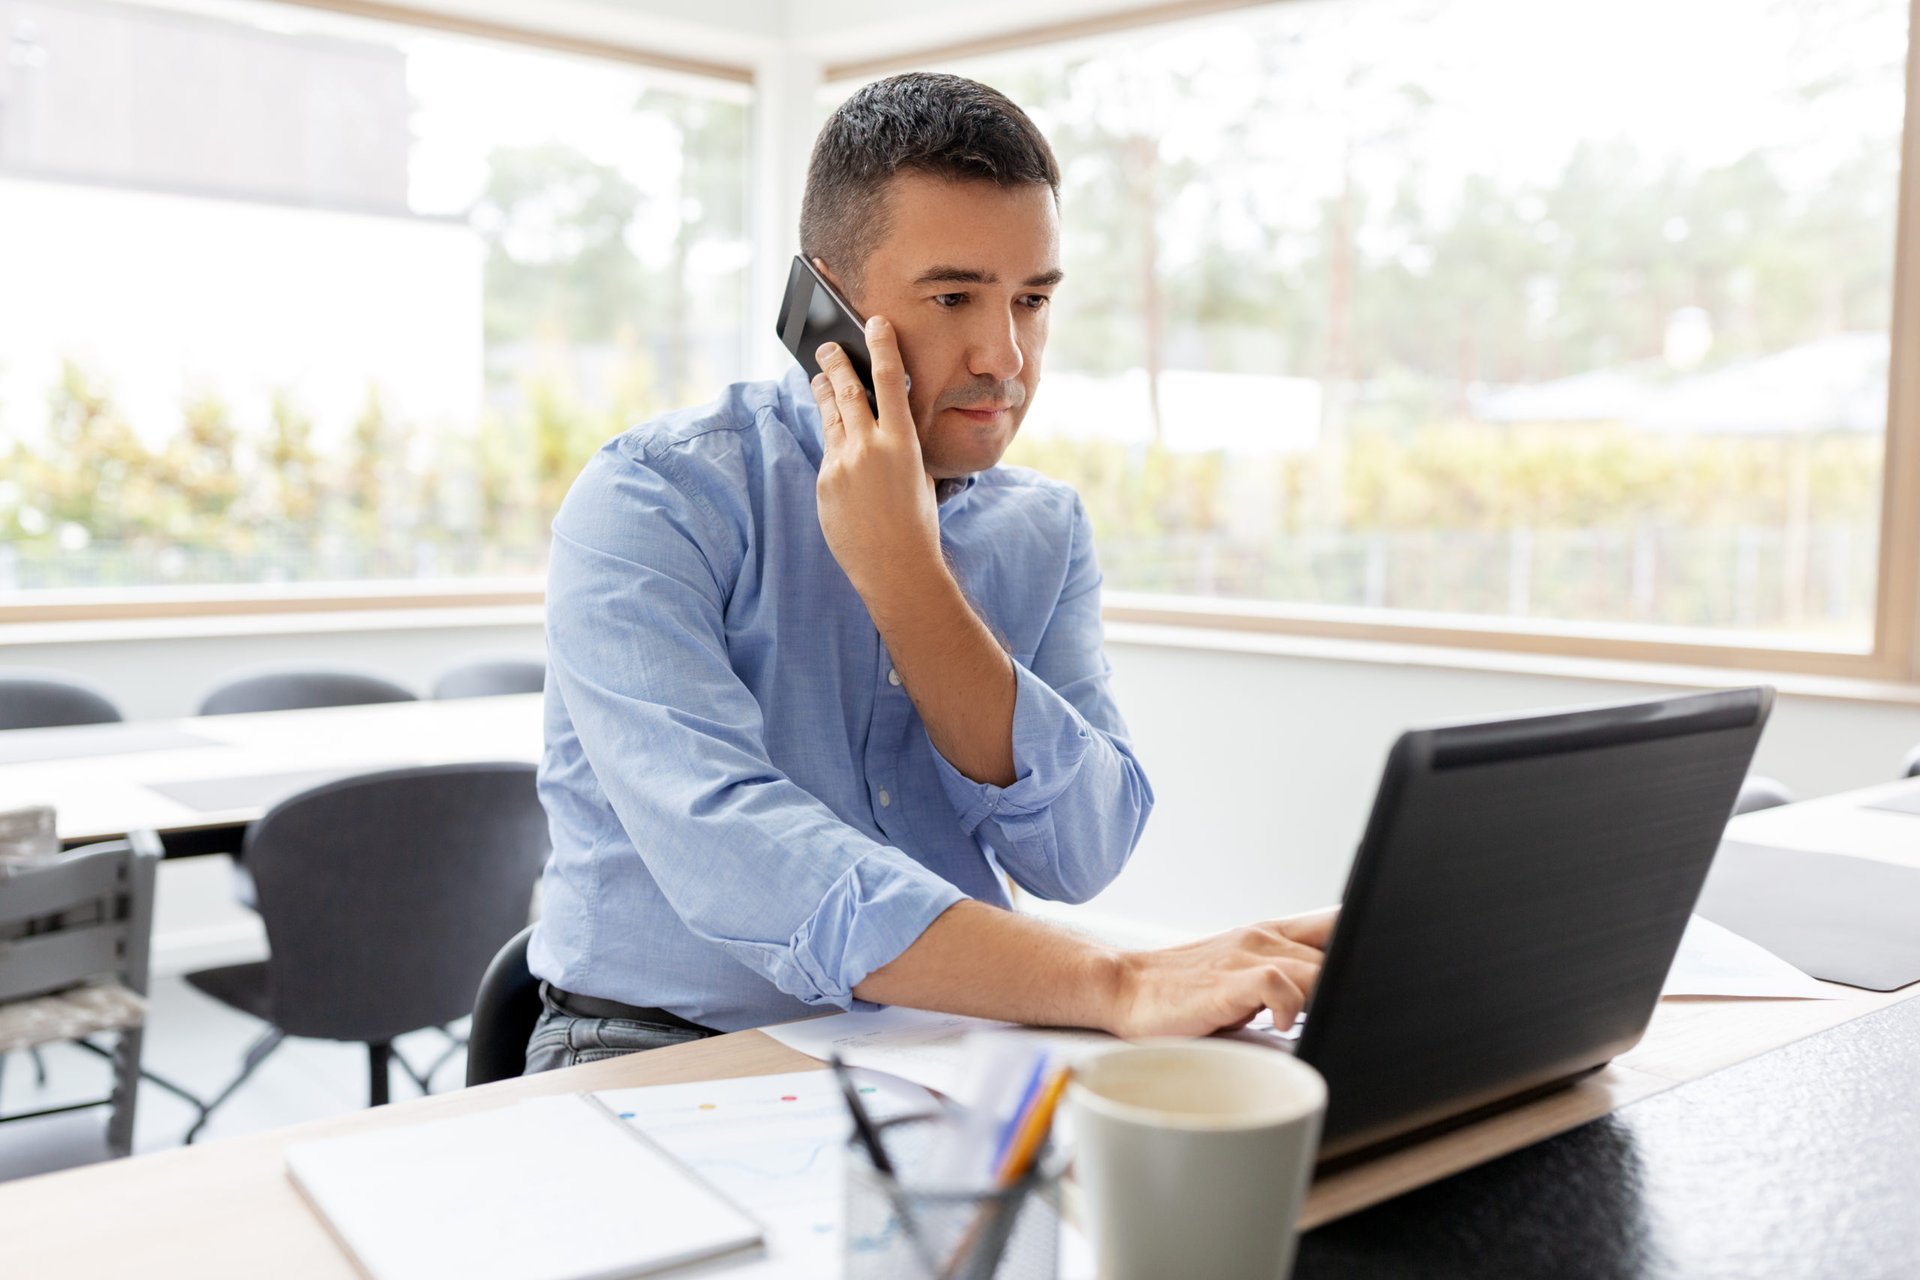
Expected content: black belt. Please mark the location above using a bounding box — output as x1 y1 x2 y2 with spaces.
543 983 716 1036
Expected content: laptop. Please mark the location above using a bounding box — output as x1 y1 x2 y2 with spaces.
1275 687 1772 1163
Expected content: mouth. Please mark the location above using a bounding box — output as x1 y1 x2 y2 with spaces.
949 405 1014 423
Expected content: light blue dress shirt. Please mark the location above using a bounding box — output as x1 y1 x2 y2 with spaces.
528 365 1154 1032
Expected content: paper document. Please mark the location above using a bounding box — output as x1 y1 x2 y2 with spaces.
1660 913 1833 999
285 1094 763 1280
761 1006 1119 1097
593 1069 1093 1279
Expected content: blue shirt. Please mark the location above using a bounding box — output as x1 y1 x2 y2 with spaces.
529 365 1154 1032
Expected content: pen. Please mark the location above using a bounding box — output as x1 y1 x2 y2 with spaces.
987 1051 1049 1178
993 1065 1070 1186
943 1064 1073 1280
830 1052 895 1175
831 1054 941 1276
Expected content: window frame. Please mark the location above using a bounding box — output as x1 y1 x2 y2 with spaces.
2 0 1916 689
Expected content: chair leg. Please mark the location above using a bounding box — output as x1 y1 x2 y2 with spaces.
417 1038 465 1092
367 1042 392 1107
105 1026 144 1158
70 1038 210 1116
391 1045 438 1097
185 1027 286 1144
31 1046 48 1086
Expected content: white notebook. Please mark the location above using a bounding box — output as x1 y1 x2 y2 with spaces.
286 1094 764 1280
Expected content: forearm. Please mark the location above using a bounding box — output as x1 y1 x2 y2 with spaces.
863 562 1018 787
852 899 1125 1030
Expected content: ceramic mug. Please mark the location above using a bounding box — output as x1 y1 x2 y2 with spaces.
1069 1039 1326 1280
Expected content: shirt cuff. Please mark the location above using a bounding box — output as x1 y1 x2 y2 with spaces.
758 850 967 1010
933 660 1095 835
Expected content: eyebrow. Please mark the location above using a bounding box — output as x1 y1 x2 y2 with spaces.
912 266 1066 288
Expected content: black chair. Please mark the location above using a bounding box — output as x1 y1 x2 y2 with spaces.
432 658 545 701
466 923 542 1087
1903 744 1919 779
179 763 547 1141
0 669 123 731
1731 775 1795 816
195 668 416 717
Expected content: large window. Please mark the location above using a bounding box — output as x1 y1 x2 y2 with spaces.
0 0 750 599
876 0 1911 659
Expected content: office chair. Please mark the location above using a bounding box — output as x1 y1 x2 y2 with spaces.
1903 744 1919 779
466 924 543 1087
178 763 547 1141
1731 775 1795 816
0 669 124 731
195 667 416 717
431 658 545 701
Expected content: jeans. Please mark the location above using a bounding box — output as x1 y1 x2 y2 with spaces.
522 984 714 1074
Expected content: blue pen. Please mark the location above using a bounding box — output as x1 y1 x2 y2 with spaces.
988 1052 1050 1178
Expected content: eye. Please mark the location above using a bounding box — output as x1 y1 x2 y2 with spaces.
932 293 967 309
1019 294 1052 311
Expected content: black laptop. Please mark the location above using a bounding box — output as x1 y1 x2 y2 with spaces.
1283 687 1773 1162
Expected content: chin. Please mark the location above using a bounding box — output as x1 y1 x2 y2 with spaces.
927 415 1020 476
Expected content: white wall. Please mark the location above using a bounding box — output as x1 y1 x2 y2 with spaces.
1091 633 1920 935
7 619 1917 967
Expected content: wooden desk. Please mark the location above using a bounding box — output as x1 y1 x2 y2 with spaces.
0 696 543 847
2 780 1914 1278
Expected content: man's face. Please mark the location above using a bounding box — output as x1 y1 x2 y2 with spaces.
819 172 1061 479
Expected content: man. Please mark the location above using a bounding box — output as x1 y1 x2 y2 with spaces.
526 72 1329 1073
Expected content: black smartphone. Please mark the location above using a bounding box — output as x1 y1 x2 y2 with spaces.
775 255 904 412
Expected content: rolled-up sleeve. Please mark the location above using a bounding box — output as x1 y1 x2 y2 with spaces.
929 497 1154 903
547 442 964 1009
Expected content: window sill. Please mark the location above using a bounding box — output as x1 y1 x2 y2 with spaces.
1103 620 1920 709
5 589 1918 708
0 603 545 648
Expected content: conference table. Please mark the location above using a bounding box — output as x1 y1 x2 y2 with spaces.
0 694 544 853
1 711 1917 1275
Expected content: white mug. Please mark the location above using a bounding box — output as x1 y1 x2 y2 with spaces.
1068 1040 1326 1280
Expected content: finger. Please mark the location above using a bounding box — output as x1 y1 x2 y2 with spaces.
1255 963 1312 1025
815 341 875 439
1277 907 1339 950
863 315 913 436
809 372 845 452
1239 923 1326 964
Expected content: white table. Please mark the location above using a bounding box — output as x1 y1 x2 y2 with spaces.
0 695 544 846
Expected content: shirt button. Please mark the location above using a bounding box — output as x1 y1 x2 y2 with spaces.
878 789 892 808
888 668 902 686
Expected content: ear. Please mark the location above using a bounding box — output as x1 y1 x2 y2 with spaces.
811 257 852 301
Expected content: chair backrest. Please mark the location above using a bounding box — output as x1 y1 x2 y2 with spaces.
244 763 548 1043
196 668 416 717
466 923 542 1087
432 658 546 701
0 832 160 1004
0 669 125 731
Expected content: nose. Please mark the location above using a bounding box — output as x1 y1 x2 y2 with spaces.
967 308 1025 384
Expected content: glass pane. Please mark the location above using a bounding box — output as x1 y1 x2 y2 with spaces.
906 0 1906 647
0 0 750 593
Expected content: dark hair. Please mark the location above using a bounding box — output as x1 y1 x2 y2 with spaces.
800 72 1061 296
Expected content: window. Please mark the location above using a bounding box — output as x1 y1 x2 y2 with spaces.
0 0 750 601
869 0 1912 662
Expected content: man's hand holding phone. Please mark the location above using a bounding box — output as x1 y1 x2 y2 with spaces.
811 316 943 608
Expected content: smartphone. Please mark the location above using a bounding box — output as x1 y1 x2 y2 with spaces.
775 255 905 412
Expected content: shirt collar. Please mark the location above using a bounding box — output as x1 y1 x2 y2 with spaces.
776 364 979 517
